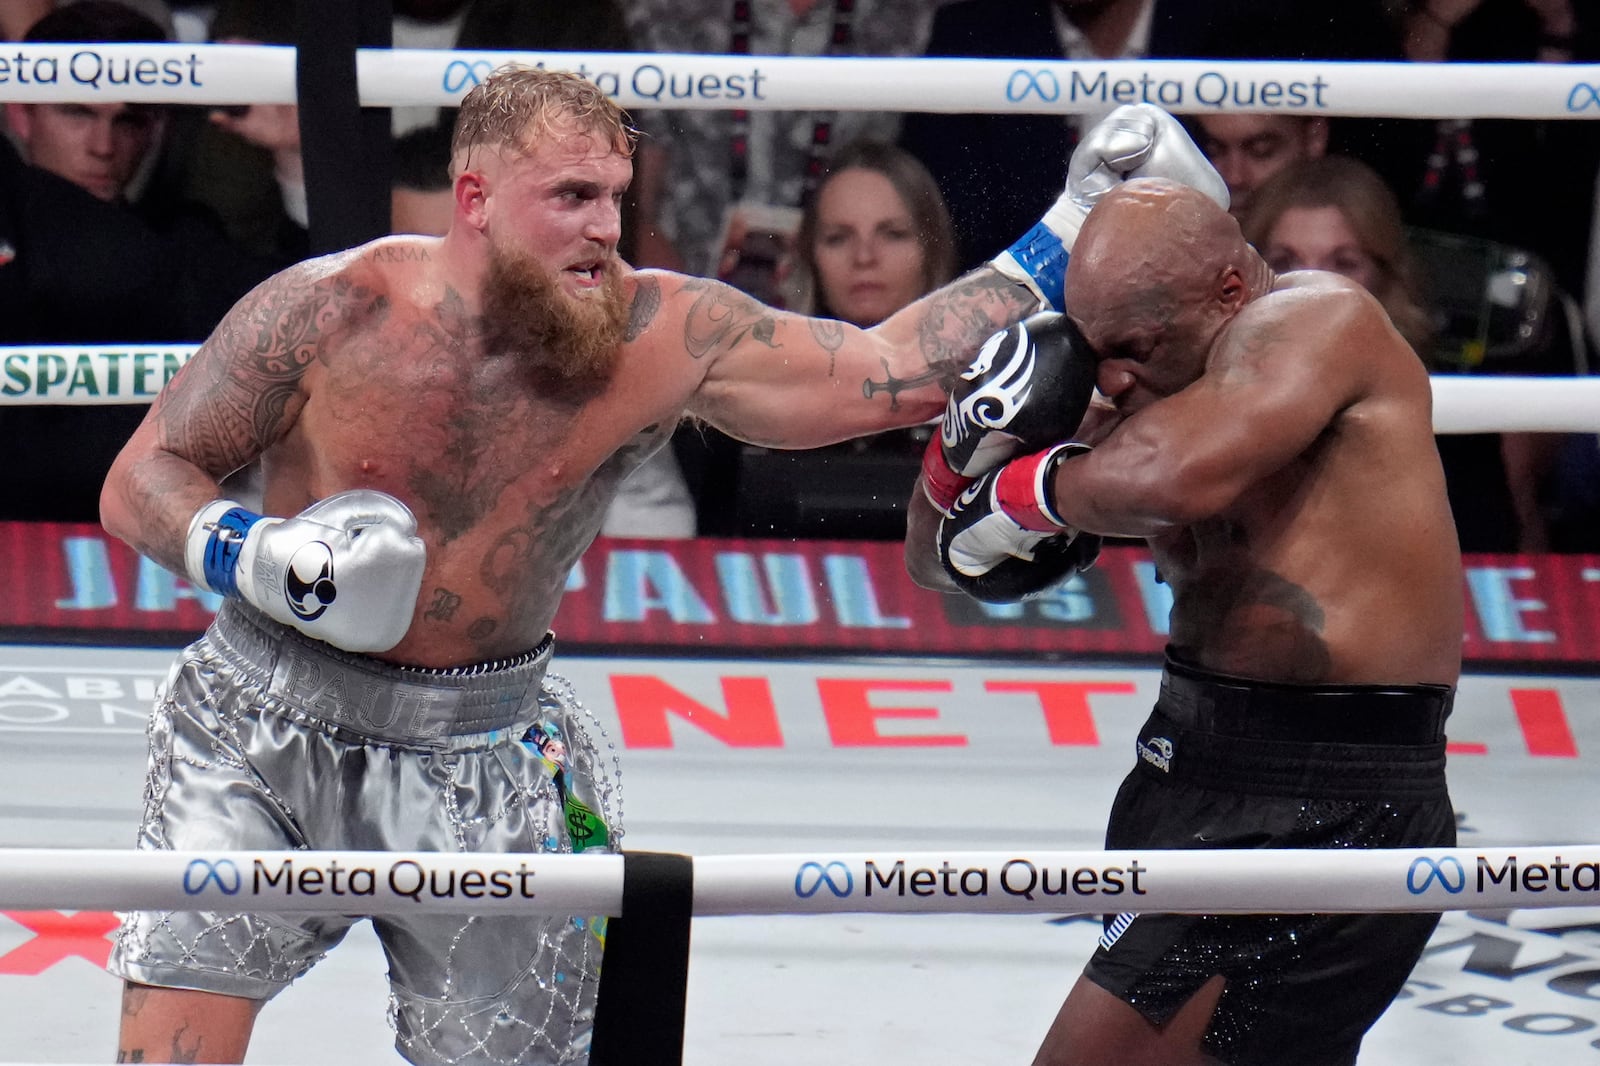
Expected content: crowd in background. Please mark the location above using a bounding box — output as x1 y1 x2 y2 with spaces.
1 0 1596 552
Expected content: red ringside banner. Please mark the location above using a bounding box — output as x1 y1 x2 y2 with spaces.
1 522 1597 667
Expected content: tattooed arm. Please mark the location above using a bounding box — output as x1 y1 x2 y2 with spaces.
100 256 378 575
640 267 1038 449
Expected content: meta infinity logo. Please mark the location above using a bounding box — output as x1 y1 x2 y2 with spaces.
443 59 495 94
1006 69 1061 103
1406 855 1467 895
794 860 854 899
183 858 242 896
1568 83 1600 112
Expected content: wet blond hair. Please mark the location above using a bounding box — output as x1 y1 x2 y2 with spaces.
449 65 636 178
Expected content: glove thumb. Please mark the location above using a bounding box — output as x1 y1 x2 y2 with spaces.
300 489 419 535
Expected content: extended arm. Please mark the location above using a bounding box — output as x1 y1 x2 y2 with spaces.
652 267 1038 448
672 104 1228 450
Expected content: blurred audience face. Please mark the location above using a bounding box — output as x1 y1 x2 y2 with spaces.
1259 205 1381 292
0 1 53 42
810 168 928 328
1195 114 1328 218
5 101 160 201
1241 156 1432 354
10 0 168 201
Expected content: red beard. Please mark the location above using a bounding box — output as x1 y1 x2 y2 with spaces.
481 242 630 404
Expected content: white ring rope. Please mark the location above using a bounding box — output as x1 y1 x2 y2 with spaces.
0 846 1595 916
0 44 1595 119
1 49 1592 433
2 344 1595 433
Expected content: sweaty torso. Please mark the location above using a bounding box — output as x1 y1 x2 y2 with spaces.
1150 283 1464 687
258 241 691 667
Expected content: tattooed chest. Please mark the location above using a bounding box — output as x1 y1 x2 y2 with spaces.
309 363 601 542
401 412 555 538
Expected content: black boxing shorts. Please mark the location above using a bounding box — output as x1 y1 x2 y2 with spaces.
1083 655 1456 1066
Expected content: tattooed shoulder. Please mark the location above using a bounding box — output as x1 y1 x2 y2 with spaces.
680 277 782 359
154 261 385 466
626 275 662 341
227 265 386 376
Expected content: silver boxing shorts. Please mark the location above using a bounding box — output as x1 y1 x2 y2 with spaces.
107 603 623 1066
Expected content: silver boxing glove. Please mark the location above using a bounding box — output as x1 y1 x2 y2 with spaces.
1069 103 1230 213
186 488 427 654
990 103 1228 312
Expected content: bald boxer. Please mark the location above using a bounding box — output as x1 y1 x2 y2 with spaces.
100 68 1226 1066
909 178 1462 1066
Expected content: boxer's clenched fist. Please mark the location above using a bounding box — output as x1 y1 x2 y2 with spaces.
989 103 1227 311
186 489 426 653
938 443 1102 603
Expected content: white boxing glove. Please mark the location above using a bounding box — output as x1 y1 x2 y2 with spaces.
989 103 1229 312
186 489 427 654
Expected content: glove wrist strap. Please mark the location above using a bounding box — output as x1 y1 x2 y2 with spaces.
920 434 973 516
991 220 1072 312
186 499 262 597
995 443 1091 531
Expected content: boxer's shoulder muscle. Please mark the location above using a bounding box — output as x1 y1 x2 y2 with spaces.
154 254 389 474
214 250 391 383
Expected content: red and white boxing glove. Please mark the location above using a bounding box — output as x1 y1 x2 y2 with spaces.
185 489 427 654
938 443 1101 603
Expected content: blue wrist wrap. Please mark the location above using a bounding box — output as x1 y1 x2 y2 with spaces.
202 506 261 598
1004 221 1070 311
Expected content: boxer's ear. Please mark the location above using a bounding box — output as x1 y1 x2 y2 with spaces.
1219 268 1249 312
455 169 490 230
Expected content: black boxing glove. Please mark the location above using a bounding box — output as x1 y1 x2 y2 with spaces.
922 311 1097 515
938 443 1101 603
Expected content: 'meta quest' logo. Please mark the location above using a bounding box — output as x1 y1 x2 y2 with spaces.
183 858 242 895
794 861 853 899
1568 83 1600 112
1408 856 1467 895
1408 854 1600 897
